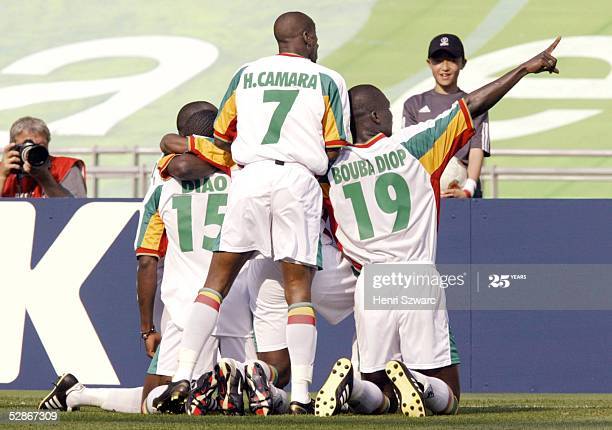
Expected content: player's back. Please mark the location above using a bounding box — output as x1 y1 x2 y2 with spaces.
328 99 474 267
215 54 349 175
156 172 230 326
329 135 438 266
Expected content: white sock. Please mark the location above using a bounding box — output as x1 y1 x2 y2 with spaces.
349 377 385 414
66 387 143 413
173 288 222 382
410 370 453 413
143 385 168 414
286 303 317 404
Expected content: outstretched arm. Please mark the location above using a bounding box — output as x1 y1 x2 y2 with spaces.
466 37 560 118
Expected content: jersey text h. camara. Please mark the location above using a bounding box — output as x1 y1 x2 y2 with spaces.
214 54 351 176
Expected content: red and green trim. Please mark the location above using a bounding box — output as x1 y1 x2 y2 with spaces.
287 302 316 325
195 288 223 311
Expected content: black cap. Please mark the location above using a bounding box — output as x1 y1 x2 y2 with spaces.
428 34 465 59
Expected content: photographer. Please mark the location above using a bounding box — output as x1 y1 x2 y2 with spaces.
0 117 86 198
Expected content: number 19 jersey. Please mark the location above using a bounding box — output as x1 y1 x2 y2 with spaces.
214 54 351 175
327 99 474 266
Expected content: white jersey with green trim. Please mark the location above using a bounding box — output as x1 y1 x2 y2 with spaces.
155 172 231 328
214 54 351 175
327 100 474 266
328 134 438 266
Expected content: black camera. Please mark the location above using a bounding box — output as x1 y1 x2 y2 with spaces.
15 140 49 169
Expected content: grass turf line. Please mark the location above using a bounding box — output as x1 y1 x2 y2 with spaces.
0 390 611 429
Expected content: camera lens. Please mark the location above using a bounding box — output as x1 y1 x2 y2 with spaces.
22 144 49 167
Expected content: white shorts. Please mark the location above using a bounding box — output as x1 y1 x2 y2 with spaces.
247 240 356 352
354 267 459 373
149 268 255 377
218 336 258 363
148 319 218 377
217 160 323 268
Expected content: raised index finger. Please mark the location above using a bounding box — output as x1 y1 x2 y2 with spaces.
546 36 561 53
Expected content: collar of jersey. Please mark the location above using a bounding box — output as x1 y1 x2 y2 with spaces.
354 132 387 148
277 52 305 58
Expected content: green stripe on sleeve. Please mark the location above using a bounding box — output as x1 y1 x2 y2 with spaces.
218 66 247 113
136 185 163 247
319 73 347 141
400 103 460 159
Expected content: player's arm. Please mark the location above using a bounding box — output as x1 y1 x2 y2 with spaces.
134 185 166 357
137 255 161 358
160 133 188 154
400 38 560 179
321 72 352 164
213 66 247 152
465 37 560 118
397 100 475 179
158 136 235 180
166 153 217 180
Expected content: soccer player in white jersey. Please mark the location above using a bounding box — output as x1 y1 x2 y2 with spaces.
162 11 351 414
317 38 561 417
39 105 255 415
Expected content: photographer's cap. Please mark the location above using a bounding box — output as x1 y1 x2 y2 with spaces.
428 33 465 59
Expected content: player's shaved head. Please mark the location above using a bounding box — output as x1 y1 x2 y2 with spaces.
274 12 315 42
273 12 319 62
349 84 393 142
349 84 390 119
176 101 217 135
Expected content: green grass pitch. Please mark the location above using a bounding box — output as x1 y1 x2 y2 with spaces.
1 391 611 429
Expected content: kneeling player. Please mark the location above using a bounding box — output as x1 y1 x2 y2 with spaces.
39 105 255 415
317 38 560 417
226 228 357 415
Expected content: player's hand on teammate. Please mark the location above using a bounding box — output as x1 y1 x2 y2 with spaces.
144 332 161 358
522 36 560 74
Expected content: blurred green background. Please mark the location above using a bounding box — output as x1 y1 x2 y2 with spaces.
1 0 610 197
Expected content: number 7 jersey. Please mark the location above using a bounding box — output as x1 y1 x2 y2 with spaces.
214 53 351 175
327 99 474 267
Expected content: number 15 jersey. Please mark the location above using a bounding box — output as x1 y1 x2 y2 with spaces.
327 100 474 266
214 54 351 176
137 171 230 328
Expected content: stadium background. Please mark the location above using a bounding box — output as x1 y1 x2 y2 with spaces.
2 0 611 197
1 0 611 415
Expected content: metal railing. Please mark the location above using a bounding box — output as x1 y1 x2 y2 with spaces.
52 147 612 198
481 149 612 197
55 147 160 197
